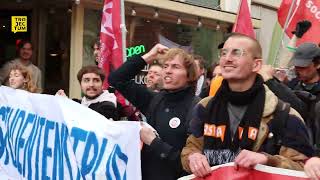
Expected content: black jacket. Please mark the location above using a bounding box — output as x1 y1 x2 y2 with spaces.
288 78 320 147
109 56 197 180
73 98 119 120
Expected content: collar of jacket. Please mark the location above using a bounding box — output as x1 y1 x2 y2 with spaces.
161 86 195 102
251 85 303 151
250 85 275 151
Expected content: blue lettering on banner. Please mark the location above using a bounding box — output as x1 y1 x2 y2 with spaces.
0 106 129 179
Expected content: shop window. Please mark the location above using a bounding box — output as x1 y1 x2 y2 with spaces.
83 8 223 80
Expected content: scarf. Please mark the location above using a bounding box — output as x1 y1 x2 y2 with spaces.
203 75 265 165
81 90 117 107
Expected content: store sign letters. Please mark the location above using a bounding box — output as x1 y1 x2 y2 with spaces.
11 16 27 33
127 45 145 58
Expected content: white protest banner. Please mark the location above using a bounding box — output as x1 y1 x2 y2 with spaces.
0 86 141 180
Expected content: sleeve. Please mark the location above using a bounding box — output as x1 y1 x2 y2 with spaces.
263 113 314 170
108 56 155 114
181 135 204 172
314 102 320 153
89 101 119 121
189 97 212 137
265 78 307 119
263 147 307 170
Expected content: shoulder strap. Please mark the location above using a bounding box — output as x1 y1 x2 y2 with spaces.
271 99 290 148
262 99 290 155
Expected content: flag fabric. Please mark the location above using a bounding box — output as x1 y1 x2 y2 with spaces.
0 86 141 179
278 0 320 46
267 21 284 65
99 0 123 89
179 162 309 180
232 0 256 39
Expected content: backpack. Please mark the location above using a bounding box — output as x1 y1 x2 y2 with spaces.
294 90 320 149
263 99 291 155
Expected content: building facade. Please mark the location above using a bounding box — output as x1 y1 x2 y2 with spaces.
0 0 281 98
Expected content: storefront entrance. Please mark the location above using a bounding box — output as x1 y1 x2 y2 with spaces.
0 1 71 94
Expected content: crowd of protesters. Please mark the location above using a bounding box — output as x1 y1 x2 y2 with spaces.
1 19 320 180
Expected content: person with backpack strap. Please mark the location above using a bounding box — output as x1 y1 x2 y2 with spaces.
180 33 313 178
109 44 200 180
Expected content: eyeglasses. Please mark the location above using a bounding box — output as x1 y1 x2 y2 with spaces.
218 48 246 59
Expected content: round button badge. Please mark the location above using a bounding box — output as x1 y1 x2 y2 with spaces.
169 117 181 129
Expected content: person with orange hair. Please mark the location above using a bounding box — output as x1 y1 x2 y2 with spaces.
8 64 40 93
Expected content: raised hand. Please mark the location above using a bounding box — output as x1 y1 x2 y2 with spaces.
142 44 169 64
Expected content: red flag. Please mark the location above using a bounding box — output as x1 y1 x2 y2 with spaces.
99 0 123 89
232 0 256 39
179 163 309 180
278 0 320 46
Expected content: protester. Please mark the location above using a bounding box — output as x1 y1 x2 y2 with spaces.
0 40 42 89
199 63 222 98
145 63 163 92
288 43 320 95
56 65 119 120
259 65 307 118
8 64 40 93
92 39 101 65
91 38 141 121
194 55 207 96
181 33 313 178
287 43 320 146
305 101 320 179
109 44 199 180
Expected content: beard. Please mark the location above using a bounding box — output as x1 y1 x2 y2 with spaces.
83 89 102 100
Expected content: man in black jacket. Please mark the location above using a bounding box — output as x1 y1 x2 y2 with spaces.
109 44 199 180
288 43 320 146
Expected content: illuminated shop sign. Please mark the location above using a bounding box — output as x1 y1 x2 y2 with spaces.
127 45 145 58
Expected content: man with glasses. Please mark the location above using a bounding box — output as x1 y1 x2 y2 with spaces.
181 33 313 177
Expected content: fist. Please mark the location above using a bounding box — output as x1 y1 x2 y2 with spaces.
142 44 169 63
55 89 67 97
140 126 156 145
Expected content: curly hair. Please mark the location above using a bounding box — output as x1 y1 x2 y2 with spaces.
9 64 39 93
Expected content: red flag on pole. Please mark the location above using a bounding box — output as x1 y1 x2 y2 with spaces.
232 0 256 39
99 0 123 89
278 0 320 46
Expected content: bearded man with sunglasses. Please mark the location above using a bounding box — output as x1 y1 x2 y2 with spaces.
181 33 313 178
